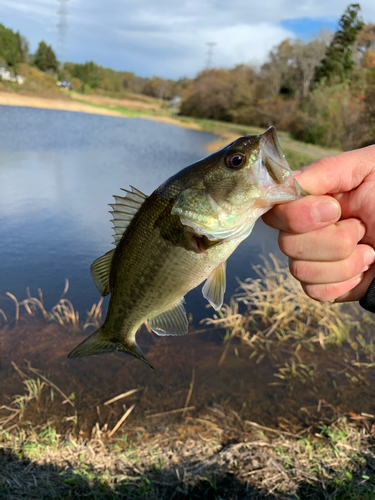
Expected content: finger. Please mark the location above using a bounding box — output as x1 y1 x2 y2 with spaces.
335 266 375 303
301 274 366 302
292 144 375 196
289 245 375 284
279 218 366 261
262 195 341 233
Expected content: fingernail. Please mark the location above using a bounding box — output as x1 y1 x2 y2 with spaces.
293 169 303 176
357 222 366 241
364 249 375 267
312 201 340 223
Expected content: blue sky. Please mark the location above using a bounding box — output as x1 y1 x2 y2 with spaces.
1 1 374 80
281 17 339 40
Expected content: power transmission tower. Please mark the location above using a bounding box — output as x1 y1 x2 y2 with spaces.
57 0 68 66
206 42 216 69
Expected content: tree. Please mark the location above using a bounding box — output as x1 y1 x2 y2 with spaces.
34 41 58 73
316 3 364 83
0 23 25 67
260 39 295 97
69 61 103 88
180 68 257 123
293 38 328 98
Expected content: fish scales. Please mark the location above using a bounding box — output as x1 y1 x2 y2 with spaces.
68 127 308 368
107 185 238 332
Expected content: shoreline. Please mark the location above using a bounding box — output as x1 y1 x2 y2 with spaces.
0 91 202 130
0 91 124 117
0 90 337 166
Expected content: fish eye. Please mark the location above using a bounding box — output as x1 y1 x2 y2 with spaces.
225 152 246 169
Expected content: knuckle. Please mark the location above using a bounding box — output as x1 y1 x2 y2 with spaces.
278 232 298 258
340 253 363 280
289 259 311 281
334 226 356 260
302 283 334 302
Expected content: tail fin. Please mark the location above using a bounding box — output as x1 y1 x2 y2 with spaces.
68 326 154 369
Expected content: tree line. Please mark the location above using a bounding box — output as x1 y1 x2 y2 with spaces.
1 4 374 150
0 23 185 100
180 4 375 150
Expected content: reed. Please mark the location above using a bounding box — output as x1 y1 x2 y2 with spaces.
2 259 375 498
203 254 367 361
1 279 103 330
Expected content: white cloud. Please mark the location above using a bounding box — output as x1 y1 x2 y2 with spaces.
1 0 374 79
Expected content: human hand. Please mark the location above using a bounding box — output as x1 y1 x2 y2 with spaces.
262 145 375 302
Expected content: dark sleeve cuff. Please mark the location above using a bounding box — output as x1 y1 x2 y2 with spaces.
359 277 375 313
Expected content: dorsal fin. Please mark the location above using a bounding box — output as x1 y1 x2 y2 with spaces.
202 261 227 310
109 186 147 245
90 186 147 296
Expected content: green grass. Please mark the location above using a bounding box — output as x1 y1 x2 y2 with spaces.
284 149 320 170
68 94 340 170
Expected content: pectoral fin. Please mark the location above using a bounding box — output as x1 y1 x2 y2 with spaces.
148 299 188 336
90 249 115 296
202 261 226 310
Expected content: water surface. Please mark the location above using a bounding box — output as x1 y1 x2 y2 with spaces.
0 105 282 321
1 106 373 434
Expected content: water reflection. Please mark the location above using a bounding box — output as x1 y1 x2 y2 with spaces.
0 106 283 321
1 107 373 437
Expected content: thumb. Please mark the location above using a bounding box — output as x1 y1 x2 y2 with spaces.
294 145 375 196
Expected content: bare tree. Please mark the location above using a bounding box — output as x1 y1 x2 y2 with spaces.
293 37 328 99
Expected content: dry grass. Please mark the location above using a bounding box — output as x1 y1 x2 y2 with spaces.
1 367 375 499
1 279 103 330
2 259 375 498
203 254 372 368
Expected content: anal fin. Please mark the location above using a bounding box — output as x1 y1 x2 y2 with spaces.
202 261 226 310
148 299 188 336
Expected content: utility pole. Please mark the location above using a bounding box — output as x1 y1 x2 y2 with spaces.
206 42 216 69
57 0 68 67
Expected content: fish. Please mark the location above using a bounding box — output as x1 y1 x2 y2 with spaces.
68 126 307 368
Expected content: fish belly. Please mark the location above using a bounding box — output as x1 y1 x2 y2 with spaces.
106 226 238 337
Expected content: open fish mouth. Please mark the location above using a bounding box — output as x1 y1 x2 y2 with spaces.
261 127 291 184
255 127 308 204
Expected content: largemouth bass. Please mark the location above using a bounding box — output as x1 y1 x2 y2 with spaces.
69 127 307 368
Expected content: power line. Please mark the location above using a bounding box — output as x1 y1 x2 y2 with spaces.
57 0 68 65
206 42 217 69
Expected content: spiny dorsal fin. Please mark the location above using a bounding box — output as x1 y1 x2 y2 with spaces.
202 261 226 310
90 249 115 296
148 299 188 336
109 186 147 245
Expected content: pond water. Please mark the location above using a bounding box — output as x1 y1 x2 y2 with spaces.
1 106 374 434
0 105 282 322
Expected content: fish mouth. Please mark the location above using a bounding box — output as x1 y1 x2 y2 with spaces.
260 127 290 184
257 127 308 201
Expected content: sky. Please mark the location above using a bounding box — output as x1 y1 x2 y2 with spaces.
1 1 374 80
